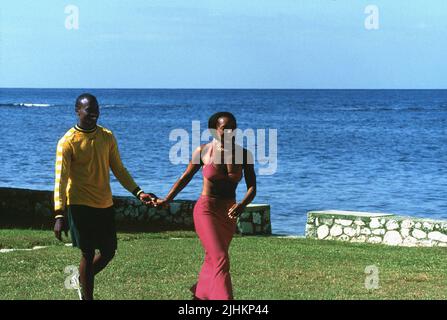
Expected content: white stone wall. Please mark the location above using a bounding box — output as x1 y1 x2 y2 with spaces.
306 211 447 247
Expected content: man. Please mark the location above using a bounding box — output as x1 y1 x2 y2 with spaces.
53 93 155 300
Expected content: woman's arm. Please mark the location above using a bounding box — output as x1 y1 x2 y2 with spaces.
239 163 257 207
228 149 257 218
159 146 203 204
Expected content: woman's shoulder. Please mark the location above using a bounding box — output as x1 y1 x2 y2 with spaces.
192 143 211 165
193 143 212 155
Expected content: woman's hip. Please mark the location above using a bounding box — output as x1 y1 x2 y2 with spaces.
194 195 236 214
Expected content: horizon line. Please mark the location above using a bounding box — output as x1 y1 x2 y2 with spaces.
1 87 447 90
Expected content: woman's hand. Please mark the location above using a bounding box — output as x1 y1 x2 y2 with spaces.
227 203 245 219
153 198 170 209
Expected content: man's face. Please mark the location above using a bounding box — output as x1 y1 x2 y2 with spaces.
77 98 100 128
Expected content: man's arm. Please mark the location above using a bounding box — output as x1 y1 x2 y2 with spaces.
109 134 156 203
54 138 71 240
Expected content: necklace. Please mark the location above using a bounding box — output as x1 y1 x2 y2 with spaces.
213 138 231 152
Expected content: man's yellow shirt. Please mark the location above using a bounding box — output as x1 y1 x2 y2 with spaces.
54 125 139 211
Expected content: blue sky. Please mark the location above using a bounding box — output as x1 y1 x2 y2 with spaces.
1 0 446 88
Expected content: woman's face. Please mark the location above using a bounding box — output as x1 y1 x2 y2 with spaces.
216 116 236 144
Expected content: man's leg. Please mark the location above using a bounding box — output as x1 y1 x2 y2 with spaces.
79 249 95 300
93 249 115 275
92 206 117 276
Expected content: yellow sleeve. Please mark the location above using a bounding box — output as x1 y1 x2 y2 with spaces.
54 138 72 211
109 133 139 194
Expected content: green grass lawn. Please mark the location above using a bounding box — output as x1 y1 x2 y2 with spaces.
1 229 446 300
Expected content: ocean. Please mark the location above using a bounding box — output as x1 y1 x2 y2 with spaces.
0 88 446 235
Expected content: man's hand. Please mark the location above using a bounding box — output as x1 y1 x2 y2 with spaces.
139 192 158 207
227 203 245 219
54 212 68 241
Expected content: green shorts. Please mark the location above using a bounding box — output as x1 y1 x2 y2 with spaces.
68 205 117 252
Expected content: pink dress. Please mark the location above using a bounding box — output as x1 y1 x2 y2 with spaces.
191 144 242 300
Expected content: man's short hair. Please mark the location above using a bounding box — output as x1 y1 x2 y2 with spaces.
75 93 98 110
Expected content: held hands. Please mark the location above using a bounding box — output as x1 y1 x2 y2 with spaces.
139 193 170 209
139 192 158 207
153 198 170 209
227 203 245 219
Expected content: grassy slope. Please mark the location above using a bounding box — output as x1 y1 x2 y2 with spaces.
0 229 446 300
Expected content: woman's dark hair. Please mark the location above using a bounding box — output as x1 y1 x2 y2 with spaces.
208 111 237 129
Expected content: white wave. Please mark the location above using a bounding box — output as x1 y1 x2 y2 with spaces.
16 103 52 107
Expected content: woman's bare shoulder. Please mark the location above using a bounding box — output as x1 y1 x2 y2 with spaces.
193 143 212 165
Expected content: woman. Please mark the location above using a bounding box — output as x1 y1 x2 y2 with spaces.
155 112 256 300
